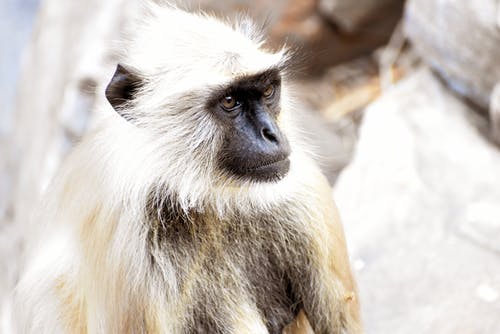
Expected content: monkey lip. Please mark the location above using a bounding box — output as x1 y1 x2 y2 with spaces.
249 157 290 171
223 155 291 182
245 157 291 182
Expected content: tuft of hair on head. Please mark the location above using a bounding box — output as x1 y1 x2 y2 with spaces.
231 13 268 47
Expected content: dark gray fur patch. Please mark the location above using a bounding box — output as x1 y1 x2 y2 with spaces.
145 193 310 334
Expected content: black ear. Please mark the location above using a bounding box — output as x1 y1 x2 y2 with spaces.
105 64 142 118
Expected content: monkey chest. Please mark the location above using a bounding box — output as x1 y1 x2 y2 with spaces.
154 224 303 334
178 245 299 334
149 205 308 333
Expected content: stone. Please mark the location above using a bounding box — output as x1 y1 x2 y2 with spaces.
335 68 500 333
318 0 401 33
489 83 500 145
404 0 500 110
269 0 404 75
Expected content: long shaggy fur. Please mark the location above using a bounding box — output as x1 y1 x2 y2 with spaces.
15 4 361 334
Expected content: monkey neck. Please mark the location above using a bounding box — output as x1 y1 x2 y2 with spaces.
143 189 298 248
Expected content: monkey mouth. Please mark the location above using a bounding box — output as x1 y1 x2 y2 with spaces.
221 154 291 183
244 157 290 182
249 157 289 171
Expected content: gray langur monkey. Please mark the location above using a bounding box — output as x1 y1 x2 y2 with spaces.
15 4 361 334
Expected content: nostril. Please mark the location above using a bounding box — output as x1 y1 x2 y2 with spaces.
261 128 278 143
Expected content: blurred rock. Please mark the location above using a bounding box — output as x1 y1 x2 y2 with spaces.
404 0 500 110
335 68 500 333
0 0 39 138
269 0 404 75
0 1 39 331
490 83 500 145
318 0 403 33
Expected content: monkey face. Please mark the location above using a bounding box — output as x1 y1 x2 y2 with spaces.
106 64 291 184
208 69 291 183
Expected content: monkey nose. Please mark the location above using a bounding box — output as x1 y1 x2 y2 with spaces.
261 127 279 144
255 113 281 146
257 124 290 161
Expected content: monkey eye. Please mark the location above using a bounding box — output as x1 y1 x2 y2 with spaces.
221 95 240 111
263 84 275 98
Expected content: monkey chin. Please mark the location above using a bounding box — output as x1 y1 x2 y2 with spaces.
241 157 291 183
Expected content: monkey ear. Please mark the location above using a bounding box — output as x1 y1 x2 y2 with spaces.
105 64 142 118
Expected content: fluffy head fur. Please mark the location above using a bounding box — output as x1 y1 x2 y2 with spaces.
15 5 361 334
107 3 300 214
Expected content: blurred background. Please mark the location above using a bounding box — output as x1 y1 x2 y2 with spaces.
1 0 500 333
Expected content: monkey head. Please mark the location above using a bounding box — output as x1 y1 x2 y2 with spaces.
104 7 294 189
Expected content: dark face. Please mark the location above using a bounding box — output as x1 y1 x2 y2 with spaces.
207 69 291 182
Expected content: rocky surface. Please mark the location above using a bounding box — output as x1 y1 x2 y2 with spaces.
270 0 403 75
404 0 500 110
335 68 500 333
0 1 40 331
318 0 403 33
